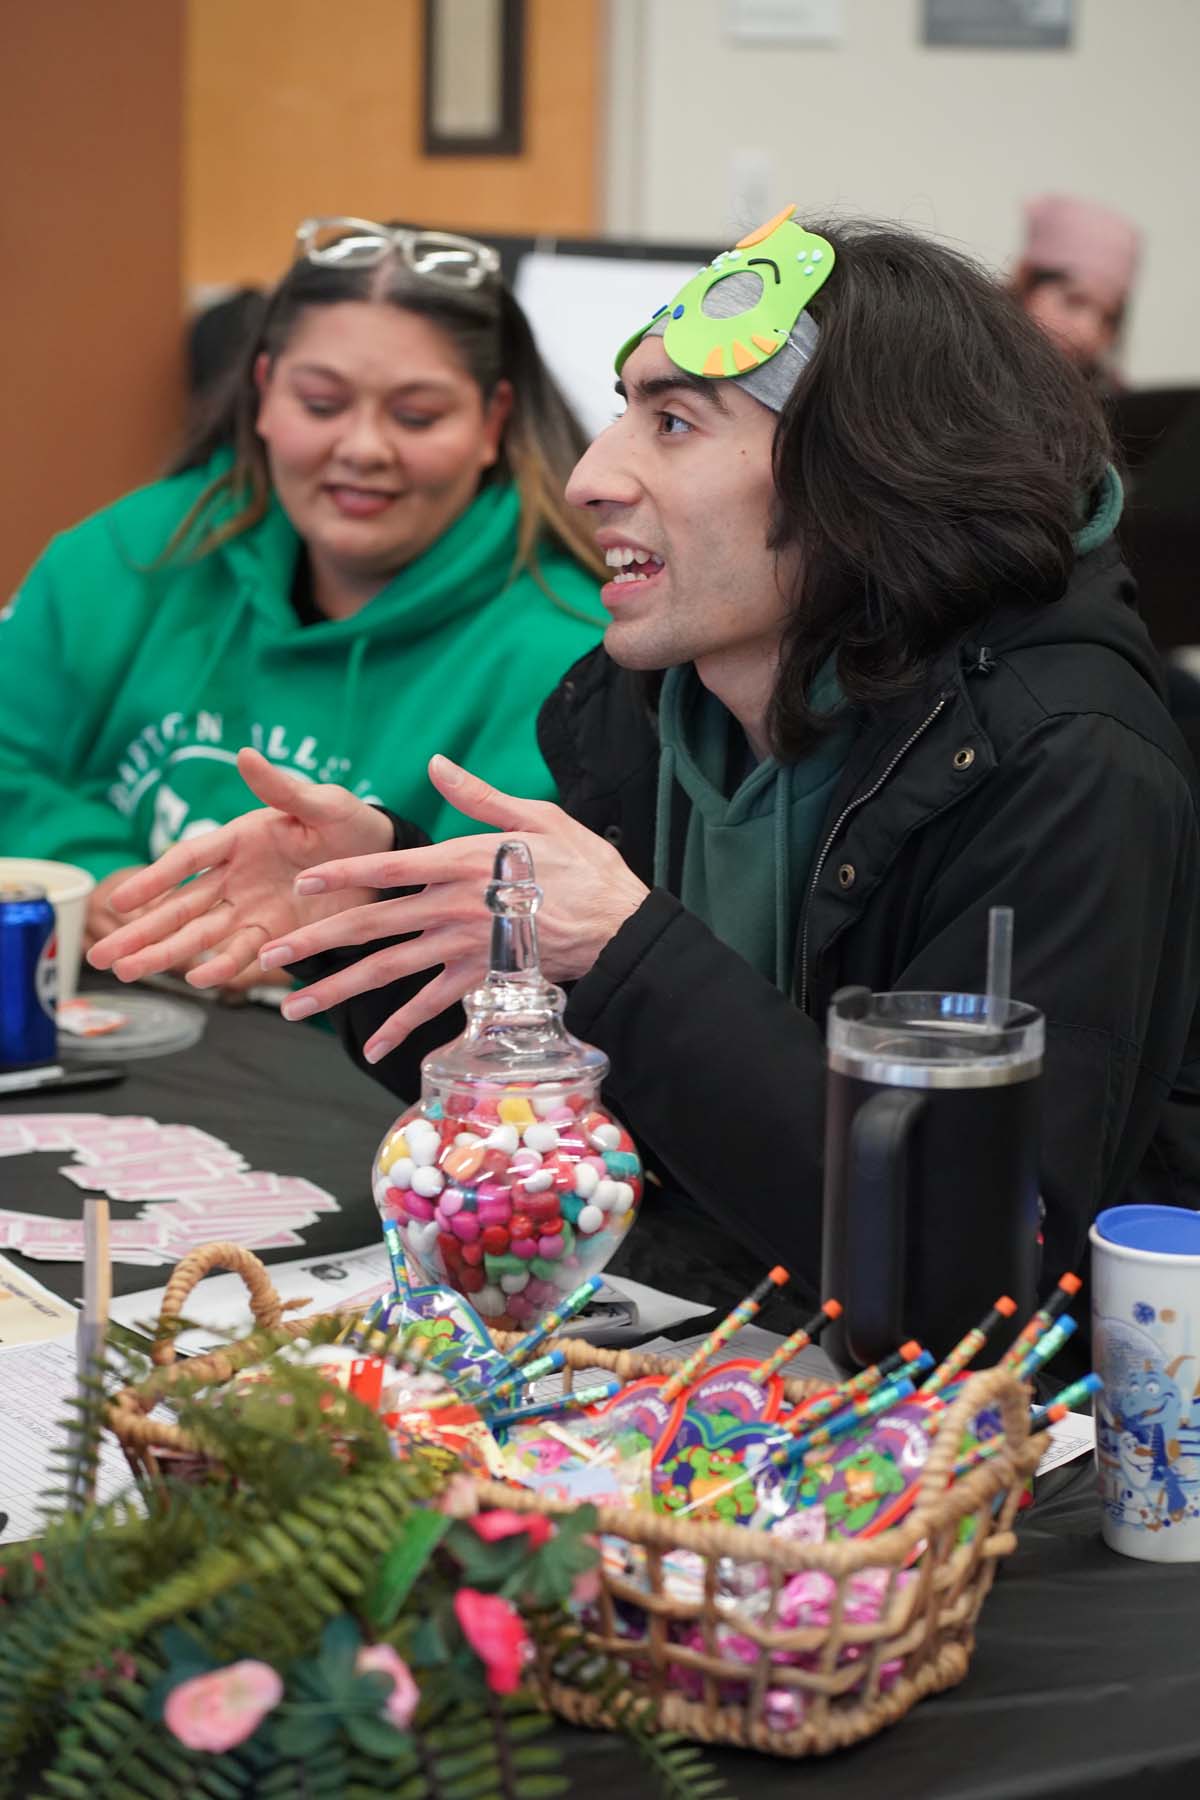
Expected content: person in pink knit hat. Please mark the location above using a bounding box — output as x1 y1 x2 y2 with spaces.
1013 195 1141 383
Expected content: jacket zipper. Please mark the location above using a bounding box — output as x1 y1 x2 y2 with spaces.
798 694 950 1014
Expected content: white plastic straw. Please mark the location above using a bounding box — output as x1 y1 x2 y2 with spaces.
985 906 1013 1032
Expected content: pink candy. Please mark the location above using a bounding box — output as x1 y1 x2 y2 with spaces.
449 1212 480 1243
404 1194 436 1222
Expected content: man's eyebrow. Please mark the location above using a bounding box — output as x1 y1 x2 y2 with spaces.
613 371 731 416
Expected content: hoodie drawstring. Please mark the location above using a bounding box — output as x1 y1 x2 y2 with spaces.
653 741 676 890
773 762 794 995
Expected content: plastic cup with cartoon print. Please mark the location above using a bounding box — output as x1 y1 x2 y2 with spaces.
0 858 95 1003
370 840 642 1330
1091 1205 1200 1562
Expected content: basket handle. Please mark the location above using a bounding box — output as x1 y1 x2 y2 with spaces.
150 1240 310 1367
911 1362 1032 1517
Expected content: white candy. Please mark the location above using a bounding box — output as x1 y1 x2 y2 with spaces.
573 1163 600 1199
410 1165 445 1198
521 1169 555 1193
532 1090 564 1118
407 1219 439 1258
407 1135 440 1168
405 1116 439 1143
588 1123 621 1152
576 1204 605 1235
476 1284 506 1316
612 1180 635 1212
500 1271 530 1294
485 1123 520 1154
523 1123 560 1154
383 1156 414 1191
372 1176 394 1209
454 1131 483 1147
593 1178 621 1212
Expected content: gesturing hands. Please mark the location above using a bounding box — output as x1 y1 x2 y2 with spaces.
86 748 394 989
260 754 649 1064
87 749 650 1067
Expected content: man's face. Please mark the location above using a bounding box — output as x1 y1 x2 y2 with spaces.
564 339 798 681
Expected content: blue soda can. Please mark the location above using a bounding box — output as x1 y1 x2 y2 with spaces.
0 883 57 1069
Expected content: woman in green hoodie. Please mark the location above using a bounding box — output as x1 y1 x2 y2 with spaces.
0 217 605 953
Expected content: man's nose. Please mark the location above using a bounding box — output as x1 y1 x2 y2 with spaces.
566 418 640 511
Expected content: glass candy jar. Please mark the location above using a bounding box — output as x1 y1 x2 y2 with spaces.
370 841 643 1327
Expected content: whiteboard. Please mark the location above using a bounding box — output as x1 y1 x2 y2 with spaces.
514 251 705 440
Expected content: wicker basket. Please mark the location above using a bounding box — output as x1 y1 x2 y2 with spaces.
107 1243 1045 1759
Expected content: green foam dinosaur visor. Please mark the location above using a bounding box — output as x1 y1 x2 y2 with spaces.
615 204 835 411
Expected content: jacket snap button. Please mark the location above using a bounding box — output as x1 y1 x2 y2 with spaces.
953 747 975 770
837 862 856 889
603 824 623 846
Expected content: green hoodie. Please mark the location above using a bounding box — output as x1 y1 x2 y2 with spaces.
0 455 604 879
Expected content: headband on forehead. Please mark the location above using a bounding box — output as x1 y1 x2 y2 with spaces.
615 205 835 410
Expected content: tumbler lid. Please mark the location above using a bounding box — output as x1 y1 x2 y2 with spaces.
826 989 1044 1089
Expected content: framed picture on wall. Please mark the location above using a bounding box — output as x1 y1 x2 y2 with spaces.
422 0 525 156
923 0 1073 48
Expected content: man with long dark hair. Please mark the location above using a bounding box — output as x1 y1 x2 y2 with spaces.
91 210 1200 1308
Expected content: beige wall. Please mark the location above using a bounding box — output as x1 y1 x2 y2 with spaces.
186 0 603 291
2 0 184 598
605 0 1199 386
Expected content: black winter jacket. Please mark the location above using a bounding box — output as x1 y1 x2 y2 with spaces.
317 542 1200 1309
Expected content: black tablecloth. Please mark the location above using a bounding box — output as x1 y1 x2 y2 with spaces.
5 1000 1200 1798
3 995 394 1300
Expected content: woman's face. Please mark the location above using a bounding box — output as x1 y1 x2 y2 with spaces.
1022 275 1121 376
255 301 511 584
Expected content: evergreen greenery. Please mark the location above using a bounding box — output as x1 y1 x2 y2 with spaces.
0 1331 732 1800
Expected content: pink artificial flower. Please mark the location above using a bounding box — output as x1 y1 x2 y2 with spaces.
355 1643 420 1730
470 1509 553 1550
164 1661 283 1753
454 1589 531 1695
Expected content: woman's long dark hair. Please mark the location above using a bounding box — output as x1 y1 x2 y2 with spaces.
166 234 604 585
764 221 1113 757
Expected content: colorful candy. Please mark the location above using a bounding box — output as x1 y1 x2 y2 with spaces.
372 1080 643 1327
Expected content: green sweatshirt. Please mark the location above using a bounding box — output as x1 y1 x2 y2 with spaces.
0 457 604 879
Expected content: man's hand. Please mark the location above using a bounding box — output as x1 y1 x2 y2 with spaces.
260 754 650 1063
86 748 394 990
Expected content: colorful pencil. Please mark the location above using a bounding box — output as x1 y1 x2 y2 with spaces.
501 1275 604 1369
951 1374 1101 1480
1028 1371 1103 1428
381 1221 412 1302
998 1273 1082 1372
1013 1314 1078 1382
778 1339 925 1436
749 1298 843 1385
919 1295 1018 1396
777 1372 924 1470
659 1266 791 1403
487 1377 622 1430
